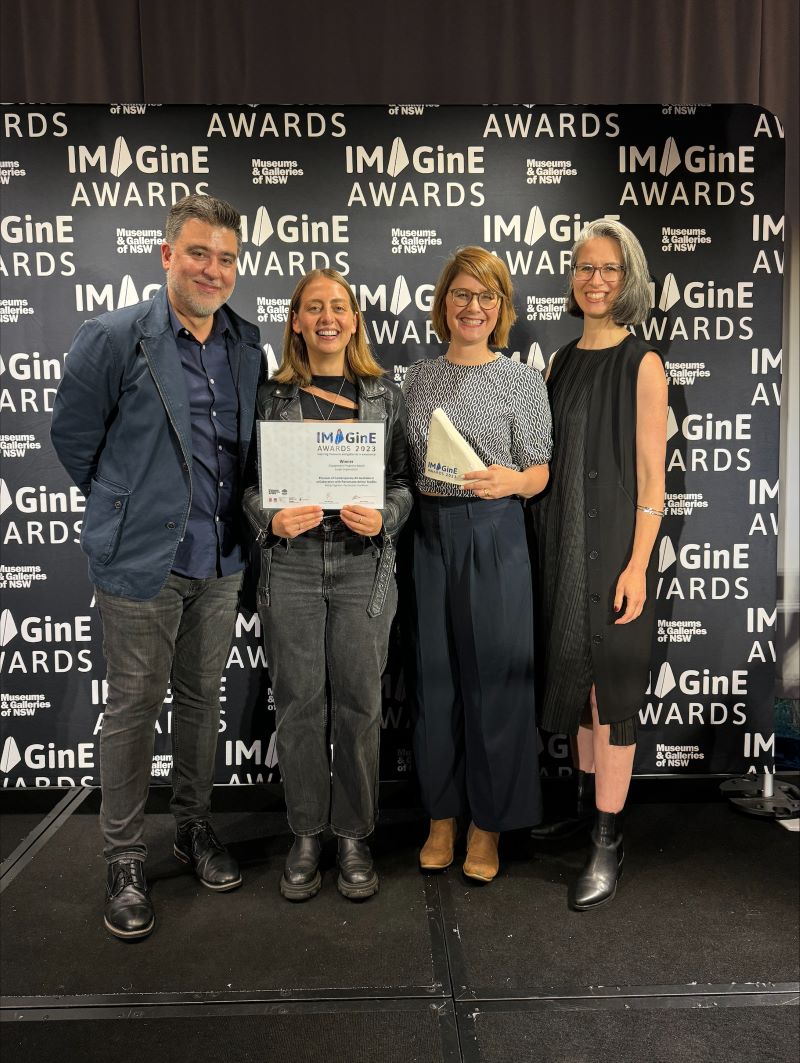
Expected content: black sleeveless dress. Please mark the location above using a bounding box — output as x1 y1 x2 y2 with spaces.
532 335 659 744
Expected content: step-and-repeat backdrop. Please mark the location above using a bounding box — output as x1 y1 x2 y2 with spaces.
0 105 784 786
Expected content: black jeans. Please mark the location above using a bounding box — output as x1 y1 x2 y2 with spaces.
95 571 242 863
260 522 397 839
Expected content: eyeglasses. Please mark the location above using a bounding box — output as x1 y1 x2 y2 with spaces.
449 288 501 309
572 263 626 282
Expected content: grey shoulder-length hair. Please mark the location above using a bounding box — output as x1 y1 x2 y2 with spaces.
565 218 652 326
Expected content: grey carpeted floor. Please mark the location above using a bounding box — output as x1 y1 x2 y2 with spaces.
471 1003 800 1063
441 800 799 992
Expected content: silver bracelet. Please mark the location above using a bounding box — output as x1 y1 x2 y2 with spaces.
636 504 665 518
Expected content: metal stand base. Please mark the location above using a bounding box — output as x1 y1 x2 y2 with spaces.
720 775 800 819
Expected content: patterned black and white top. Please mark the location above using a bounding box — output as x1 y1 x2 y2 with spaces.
402 355 553 497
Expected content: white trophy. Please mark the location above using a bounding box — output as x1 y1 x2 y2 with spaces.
424 408 486 485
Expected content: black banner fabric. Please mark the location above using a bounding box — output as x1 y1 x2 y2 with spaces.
0 104 784 786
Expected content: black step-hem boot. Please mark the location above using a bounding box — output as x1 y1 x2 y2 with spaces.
530 770 595 842
568 810 624 911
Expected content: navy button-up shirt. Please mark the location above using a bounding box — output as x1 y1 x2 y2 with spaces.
169 304 243 579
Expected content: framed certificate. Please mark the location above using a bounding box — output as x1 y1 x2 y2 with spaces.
258 421 385 509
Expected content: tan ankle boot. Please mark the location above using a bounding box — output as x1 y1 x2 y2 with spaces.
463 822 500 882
419 818 457 870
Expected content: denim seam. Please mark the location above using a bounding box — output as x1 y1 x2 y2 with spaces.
106 848 147 865
331 824 375 840
288 823 327 838
170 671 182 809
325 601 336 780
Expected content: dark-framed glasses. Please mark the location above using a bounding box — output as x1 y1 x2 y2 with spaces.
572 263 626 282
449 287 501 309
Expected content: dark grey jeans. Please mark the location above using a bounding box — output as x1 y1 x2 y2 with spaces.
95 571 242 863
259 522 397 839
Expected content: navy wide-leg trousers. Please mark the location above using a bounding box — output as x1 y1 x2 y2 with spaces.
409 495 542 832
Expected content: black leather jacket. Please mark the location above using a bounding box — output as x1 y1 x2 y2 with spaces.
243 374 413 617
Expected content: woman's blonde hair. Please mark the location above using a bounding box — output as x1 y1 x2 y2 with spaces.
430 246 517 348
272 268 384 385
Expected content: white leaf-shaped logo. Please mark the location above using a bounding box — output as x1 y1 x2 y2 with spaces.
387 137 409 177
118 275 139 308
659 137 681 176
658 273 680 313
528 342 545 372
266 731 279 768
658 537 677 573
110 136 133 177
263 343 280 378
390 276 412 315
667 407 679 440
0 609 18 647
251 207 273 246
1 737 22 773
523 206 546 245
653 661 677 697
0 479 12 515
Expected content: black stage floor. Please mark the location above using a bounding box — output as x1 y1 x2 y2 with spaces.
1 780 797 1062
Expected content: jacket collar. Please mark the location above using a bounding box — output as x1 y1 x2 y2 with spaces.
358 375 388 398
136 285 260 345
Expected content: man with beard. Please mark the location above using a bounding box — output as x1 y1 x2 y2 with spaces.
51 194 263 939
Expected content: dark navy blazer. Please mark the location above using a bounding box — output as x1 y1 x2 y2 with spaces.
51 285 263 600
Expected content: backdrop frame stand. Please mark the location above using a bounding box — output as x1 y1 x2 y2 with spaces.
720 772 800 819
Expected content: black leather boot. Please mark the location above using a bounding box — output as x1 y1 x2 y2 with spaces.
569 810 624 911
336 837 379 900
530 770 595 841
280 834 322 901
104 858 155 940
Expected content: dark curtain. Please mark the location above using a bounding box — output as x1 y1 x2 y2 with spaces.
0 0 794 115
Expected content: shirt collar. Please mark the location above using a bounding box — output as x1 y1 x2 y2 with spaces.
168 301 231 342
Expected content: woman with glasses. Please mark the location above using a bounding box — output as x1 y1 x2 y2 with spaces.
402 246 552 883
243 268 412 902
530 219 667 910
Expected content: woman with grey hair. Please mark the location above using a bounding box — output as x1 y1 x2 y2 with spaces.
530 218 667 910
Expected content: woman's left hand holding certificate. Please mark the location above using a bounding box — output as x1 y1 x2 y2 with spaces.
340 505 383 537
271 506 324 539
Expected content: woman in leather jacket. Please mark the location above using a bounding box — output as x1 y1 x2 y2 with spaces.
243 268 412 902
